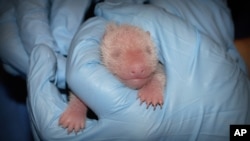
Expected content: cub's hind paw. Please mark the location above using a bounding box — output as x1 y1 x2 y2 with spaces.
59 106 87 134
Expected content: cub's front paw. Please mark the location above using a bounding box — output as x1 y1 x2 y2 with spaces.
138 84 164 109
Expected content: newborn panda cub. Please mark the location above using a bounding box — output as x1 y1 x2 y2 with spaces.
101 23 166 107
59 23 166 134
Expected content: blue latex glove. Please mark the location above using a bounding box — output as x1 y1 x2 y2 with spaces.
26 0 250 141
0 0 29 76
0 0 90 87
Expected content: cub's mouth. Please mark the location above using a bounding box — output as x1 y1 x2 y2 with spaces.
120 76 152 89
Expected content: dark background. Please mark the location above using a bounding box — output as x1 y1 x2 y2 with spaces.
227 0 250 39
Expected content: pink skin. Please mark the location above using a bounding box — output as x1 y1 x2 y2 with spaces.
59 23 166 134
59 93 87 134
115 50 155 89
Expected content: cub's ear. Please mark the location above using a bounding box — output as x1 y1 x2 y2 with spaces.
106 22 118 32
102 22 117 40
103 22 118 39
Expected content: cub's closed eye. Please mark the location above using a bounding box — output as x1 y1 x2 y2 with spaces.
111 50 121 58
146 46 152 54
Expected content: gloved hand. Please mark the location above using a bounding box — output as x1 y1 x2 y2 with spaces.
27 0 250 141
0 0 90 88
0 0 29 76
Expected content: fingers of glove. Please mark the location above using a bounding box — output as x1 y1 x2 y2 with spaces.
27 45 68 138
27 44 66 123
15 0 59 55
0 4 29 76
148 0 247 74
50 0 91 55
150 0 234 45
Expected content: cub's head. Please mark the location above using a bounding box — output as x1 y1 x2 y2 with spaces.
101 23 158 89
